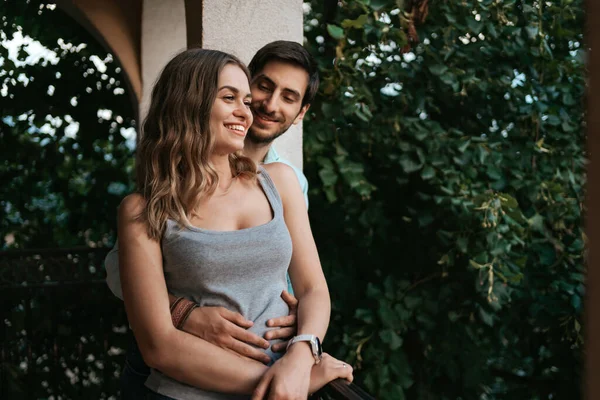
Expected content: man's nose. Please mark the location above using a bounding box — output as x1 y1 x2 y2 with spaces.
262 93 278 113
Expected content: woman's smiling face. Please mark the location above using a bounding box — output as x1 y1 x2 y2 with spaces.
210 63 253 155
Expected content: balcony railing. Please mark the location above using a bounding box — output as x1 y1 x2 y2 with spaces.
0 247 373 399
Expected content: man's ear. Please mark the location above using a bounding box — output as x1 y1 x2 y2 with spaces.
292 104 311 125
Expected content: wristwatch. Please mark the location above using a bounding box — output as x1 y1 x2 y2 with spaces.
286 334 323 364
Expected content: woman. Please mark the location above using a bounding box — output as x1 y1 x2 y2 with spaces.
118 48 352 399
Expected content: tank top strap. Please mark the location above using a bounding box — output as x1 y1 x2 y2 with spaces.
257 165 284 217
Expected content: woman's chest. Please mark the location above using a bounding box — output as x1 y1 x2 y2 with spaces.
161 221 293 283
190 183 274 232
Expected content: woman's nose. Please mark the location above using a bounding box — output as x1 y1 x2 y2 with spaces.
234 101 252 121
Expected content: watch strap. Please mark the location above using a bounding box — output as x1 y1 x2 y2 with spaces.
286 334 322 364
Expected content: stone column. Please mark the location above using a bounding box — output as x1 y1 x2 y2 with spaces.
198 0 305 169
140 0 187 124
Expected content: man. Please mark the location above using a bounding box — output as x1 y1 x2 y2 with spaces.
105 40 319 398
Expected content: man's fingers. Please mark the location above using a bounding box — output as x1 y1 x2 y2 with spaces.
218 307 253 328
231 325 269 349
280 290 298 310
270 340 289 353
266 314 296 328
252 371 272 400
264 327 295 341
228 339 272 364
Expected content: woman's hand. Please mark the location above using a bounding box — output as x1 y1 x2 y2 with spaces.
251 343 314 399
251 350 354 399
308 353 354 395
265 290 298 352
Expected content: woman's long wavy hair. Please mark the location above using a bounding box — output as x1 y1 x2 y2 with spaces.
136 48 257 239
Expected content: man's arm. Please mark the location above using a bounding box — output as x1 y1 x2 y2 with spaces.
105 244 123 299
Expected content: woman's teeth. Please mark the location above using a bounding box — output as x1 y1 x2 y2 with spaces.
225 124 245 132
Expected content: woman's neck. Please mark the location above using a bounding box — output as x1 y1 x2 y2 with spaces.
242 140 271 164
210 154 236 192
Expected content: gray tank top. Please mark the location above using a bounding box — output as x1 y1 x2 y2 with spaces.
145 167 293 399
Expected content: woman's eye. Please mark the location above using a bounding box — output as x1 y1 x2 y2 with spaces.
244 102 252 107
224 95 235 101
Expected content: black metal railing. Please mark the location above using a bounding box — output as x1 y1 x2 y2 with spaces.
317 378 375 400
0 247 373 399
0 247 127 399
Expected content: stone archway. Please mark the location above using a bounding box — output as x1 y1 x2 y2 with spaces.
55 0 142 120
56 0 306 169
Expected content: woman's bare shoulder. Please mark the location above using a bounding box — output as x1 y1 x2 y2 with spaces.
262 162 303 203
119 193 146 219
262 162 297 184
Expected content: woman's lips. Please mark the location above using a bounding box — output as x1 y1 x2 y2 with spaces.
224 124 247 136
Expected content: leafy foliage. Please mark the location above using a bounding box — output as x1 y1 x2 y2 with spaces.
303 0 585 398
0 0 135 250
0 0 586 399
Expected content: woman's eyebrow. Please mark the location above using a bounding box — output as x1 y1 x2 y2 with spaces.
218 85 251 98
218 85 240 92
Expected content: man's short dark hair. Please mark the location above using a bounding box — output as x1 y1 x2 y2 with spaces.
248 40 319 108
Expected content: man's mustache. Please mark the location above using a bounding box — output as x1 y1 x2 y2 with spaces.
253 107 282 123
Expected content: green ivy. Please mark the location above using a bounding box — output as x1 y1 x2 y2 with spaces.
0 1 135 250
304 0 585 398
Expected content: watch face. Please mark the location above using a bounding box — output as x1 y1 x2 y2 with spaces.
315 336 323 356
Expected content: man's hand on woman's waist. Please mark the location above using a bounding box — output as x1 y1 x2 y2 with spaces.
172 290 299 364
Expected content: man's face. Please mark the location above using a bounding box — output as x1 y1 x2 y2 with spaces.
247 60 310 144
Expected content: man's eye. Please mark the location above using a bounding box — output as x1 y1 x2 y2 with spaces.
259 84 271 91
284 97 295 103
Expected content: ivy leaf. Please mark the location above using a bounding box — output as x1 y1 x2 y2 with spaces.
399 155 422 173
341 14 369 29
370 0 389 11
563 92 576 106
318 167 338 186
525 25 539 40
487 22 499 38
428 64 448 76
479 308 494 326
467 18 484 35
355 308 375 324
327 24 345 40
379 329 403 350
421 165 436 180
528 214 544 232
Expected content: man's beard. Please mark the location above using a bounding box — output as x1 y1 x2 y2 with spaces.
247 105 295 144
246 125 289 144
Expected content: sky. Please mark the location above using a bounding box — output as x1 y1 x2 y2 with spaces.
1 29 136 150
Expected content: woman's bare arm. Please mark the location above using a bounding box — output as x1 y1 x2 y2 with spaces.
252 164 332 399
265 163 331 343
118 194 268 395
